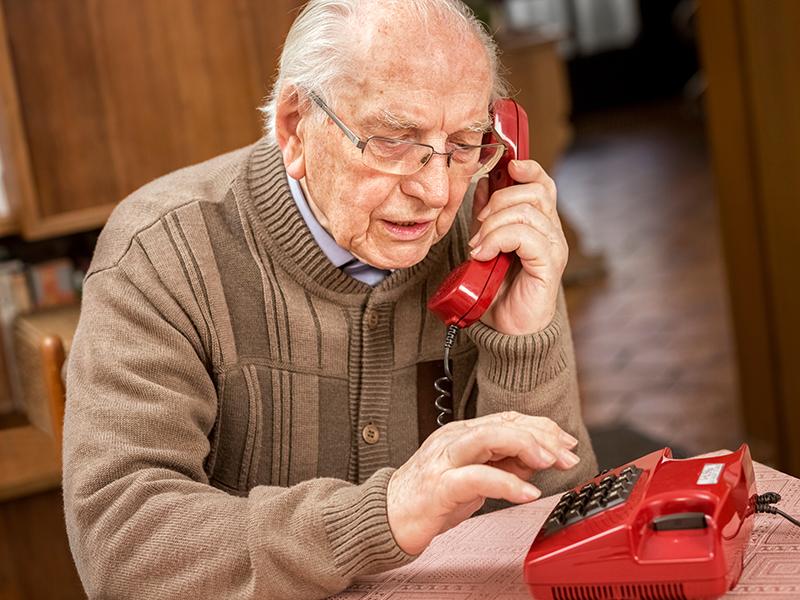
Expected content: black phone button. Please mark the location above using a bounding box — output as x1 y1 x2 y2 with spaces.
584 499 601 513
545 517 562 531
565 508 582 521
651 512 707 531
590 490 605 502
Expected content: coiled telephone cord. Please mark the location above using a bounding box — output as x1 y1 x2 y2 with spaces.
755 492 800 527
434 325 459 427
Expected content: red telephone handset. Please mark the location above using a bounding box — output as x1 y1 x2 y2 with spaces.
428 99 530 328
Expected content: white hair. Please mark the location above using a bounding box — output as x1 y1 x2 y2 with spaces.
260 0 508 142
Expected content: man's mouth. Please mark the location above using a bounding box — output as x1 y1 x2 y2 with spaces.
382 219 433 240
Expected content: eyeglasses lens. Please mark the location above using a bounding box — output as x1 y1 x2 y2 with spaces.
363 139 504 177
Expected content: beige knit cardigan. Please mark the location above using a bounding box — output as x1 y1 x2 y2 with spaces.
63 138 597 599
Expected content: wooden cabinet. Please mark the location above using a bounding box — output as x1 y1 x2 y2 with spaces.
0 0 303 240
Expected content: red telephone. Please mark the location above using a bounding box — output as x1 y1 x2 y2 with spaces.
524 445 758 600
427 98 530 328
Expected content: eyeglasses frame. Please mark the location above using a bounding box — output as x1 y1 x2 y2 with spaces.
307 90 506 177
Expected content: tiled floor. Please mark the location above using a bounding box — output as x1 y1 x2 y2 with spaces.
558 101 745 466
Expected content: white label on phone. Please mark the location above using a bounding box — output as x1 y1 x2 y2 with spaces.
697 463 724 485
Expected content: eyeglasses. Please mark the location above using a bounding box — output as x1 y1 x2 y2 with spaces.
308 91 506 179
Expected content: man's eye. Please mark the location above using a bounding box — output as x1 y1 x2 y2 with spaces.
450 133 483 146
369 139 413 158
450 145 481 164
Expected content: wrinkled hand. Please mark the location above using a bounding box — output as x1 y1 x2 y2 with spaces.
469 160 567 335
386 411 581 555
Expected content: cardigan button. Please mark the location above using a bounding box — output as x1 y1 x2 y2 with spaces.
366 310 379 330
362 423 380 444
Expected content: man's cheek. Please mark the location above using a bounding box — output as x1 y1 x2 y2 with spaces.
444 198 464 225
434 210 457 240
336 204 373 237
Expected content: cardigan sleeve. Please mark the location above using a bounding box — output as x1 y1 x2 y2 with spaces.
63 258 414 600
464 288 599 497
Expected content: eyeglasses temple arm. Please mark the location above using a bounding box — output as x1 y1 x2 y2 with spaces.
308 91 366 150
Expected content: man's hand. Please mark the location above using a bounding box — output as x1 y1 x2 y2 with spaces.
469 160 567 335
386 411 581 555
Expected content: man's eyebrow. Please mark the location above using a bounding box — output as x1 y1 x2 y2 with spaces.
363 109 421 132
463 117 493 134
364 110 492 135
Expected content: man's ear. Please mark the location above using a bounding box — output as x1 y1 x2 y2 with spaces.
274 85 308 180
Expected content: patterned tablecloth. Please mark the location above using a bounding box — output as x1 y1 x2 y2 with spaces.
332 461 800 599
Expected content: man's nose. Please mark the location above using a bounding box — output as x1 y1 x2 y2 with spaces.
413 153 450 208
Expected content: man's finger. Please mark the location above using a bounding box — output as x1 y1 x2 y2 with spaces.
471 203 563 251
469 223 557 266
488 456 536 481
449 412 581 470
477 181 559 224
508 159 557 199
472 419 582 471
444 425 560 471
460 411 578 447
442 464 541 505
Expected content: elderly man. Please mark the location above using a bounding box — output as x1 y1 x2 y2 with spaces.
63 0 597 598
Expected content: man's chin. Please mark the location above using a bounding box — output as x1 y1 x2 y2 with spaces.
364 247 431 271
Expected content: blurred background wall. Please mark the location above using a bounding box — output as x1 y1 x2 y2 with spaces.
474 0 800 479
0 1 798 597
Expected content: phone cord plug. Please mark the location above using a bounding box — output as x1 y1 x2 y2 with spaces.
755 492 800 528
434 325 459 427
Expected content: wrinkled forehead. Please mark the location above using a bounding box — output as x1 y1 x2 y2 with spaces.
335 9 493 126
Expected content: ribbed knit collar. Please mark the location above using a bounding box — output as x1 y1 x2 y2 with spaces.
240 138 456 299
286 174 393 286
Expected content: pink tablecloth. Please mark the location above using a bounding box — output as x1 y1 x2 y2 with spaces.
332 461 800 599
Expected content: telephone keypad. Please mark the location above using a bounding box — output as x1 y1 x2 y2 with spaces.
541 466 643 537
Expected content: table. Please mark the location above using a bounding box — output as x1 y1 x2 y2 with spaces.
332 461 800 599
